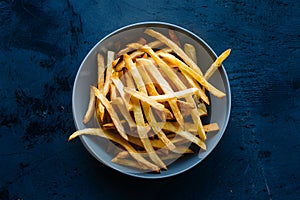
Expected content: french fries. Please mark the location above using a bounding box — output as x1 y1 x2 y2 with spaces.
69 28 230 173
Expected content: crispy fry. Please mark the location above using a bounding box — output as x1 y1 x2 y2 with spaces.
184 43 197 64
127 43 143 49
68 128 160 172
148 40 164 49
103 51 115 96
168 29 181 47
110 81 117 100
149 88 199 102
97 53 106 122
182 122 220 133
204 123 219 132
112 157 149 171
171 146 194 154
97 53 105 89
204 49 231 80
83 86 96 124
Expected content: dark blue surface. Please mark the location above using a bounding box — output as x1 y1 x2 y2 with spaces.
0 0 299 199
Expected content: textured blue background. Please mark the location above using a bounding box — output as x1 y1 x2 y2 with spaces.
0 0 299 199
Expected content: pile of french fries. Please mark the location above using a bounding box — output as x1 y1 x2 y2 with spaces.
69 28 231 173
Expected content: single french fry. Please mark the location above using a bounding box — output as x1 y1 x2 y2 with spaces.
83 86 96 124
102 51 115 96
182 43 210 107
155 48 173 55
149 88 199 102
97 53 106 122
168 29 181 47
110 81 117 100
97 53 105 89
127 42 143 49
112 157 149 171
68 128 160 172
203 123 219 132
204 49 231 80
92 86 128 140
114 150 131 159
184 43 197 64
148 40 164 49
171 146 194 154
181 122 220 133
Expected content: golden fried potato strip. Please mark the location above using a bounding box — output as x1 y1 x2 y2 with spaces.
68 128 160 172
102 51 115 96
83 86 95 124
204 49 231 80
184 43 197 64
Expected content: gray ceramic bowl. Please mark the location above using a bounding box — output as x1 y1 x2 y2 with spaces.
72 22 231 178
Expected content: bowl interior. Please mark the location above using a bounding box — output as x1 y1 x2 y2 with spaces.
72 22 231 178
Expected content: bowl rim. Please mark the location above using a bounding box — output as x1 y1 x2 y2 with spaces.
72 21 231 179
